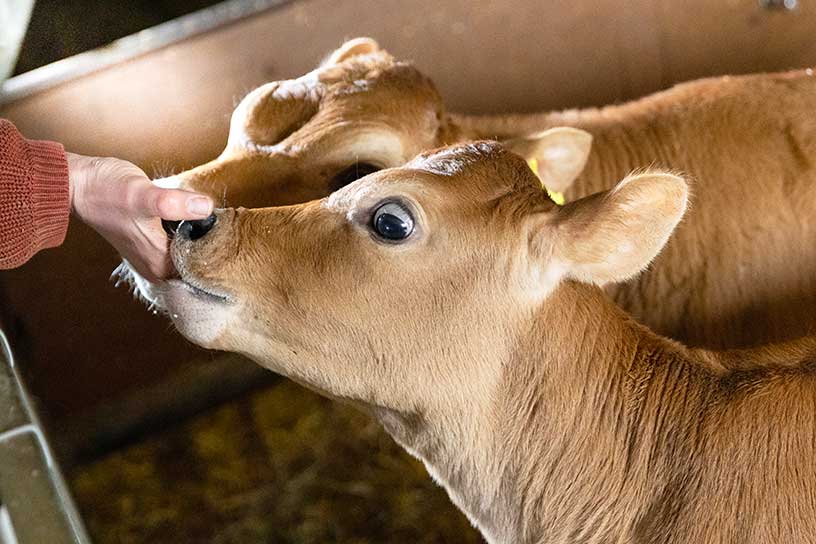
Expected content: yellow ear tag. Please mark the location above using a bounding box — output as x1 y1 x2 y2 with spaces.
527 157 565 206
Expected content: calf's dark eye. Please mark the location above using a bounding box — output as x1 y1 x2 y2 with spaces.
372 202 415 241
330 162 380 191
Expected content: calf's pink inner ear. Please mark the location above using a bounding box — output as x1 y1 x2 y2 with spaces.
325 37 383 65
551 172 689 286
504 127 592 194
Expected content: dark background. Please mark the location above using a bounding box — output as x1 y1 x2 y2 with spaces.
14 0 222 75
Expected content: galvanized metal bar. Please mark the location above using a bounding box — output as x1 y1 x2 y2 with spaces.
0 0 293 105
0 331 91 544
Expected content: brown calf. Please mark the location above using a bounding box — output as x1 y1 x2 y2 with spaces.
160 142 816 544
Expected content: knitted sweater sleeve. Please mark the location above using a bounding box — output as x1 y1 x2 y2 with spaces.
0 119 70 269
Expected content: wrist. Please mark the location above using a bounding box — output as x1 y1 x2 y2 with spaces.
66 152 97 219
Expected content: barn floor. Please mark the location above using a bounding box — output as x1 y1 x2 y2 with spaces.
69 379 483 543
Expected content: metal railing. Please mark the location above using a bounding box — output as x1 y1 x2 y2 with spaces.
0 330 90 544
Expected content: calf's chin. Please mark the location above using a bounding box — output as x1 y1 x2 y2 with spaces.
163 283 238 349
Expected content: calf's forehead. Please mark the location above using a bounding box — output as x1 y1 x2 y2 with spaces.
322 90 441 135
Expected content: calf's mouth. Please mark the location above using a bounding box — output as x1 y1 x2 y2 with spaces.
171 276 231 304
169 251 233 306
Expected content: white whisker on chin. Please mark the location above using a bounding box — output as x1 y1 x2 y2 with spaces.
112 260 169 314
111 261 134 288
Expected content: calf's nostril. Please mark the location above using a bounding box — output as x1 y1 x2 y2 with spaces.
162 219 181 238
178 213 218 241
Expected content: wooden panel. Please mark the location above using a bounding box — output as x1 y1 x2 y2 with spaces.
656 0 816 83
1 0 814 422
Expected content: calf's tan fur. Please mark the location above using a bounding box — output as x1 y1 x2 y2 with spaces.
161 143 816 544
135 39 816 349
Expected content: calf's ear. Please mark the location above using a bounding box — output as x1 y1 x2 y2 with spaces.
230 81 319 147
324 37 383 65
503 127 592 194
550 172 688 286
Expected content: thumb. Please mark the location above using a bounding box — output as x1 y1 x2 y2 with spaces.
137 186 214 220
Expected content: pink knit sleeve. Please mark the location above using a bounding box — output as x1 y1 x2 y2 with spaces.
0 119 70 269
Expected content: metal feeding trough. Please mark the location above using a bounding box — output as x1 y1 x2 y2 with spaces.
0 331 89 544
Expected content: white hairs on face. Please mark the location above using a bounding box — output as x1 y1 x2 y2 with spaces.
406 142 499 176
269 68 323 102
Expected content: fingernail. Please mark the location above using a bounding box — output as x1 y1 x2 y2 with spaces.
187 196 213 217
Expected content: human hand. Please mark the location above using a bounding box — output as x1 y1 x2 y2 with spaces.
66 152 213 282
